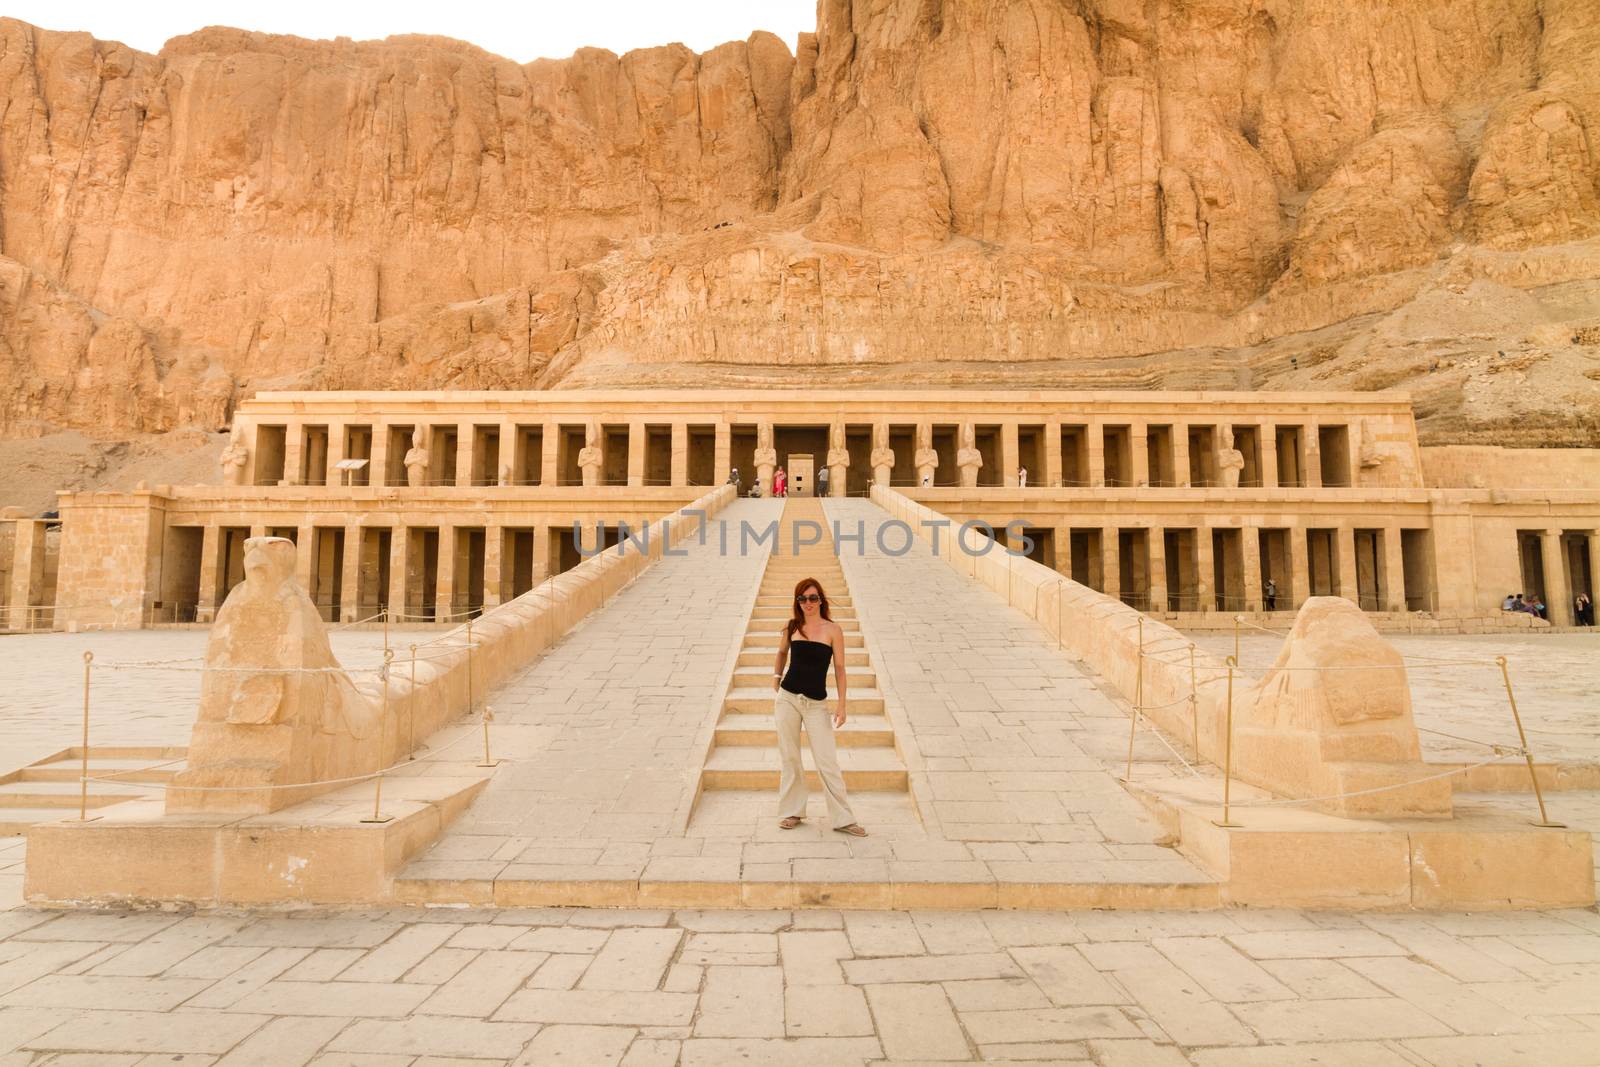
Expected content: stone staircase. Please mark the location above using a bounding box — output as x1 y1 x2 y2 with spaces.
700 497 910 796
0 747 185 834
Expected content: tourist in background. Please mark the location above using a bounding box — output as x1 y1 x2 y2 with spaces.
728 467 741 494
771 577 867 838
817 465 830 497
1018 466 1028 488
1576 592 1594 625
1264 578 1278 611
774 466 787 497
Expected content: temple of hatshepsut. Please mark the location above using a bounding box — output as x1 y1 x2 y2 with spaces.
8 389 1597 634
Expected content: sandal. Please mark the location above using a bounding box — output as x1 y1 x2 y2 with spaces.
834 823 868 837
779 816 804 829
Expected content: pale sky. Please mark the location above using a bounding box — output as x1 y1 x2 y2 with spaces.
3 0 818 63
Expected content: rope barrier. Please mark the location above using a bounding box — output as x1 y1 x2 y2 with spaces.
1219 755 1516 809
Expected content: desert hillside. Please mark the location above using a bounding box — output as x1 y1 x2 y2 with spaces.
2 0 1598 502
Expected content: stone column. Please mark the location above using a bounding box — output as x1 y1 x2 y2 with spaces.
627 420 646 487
294 523 315 591
1540 528 1568 624
282 424 304 486
1087 420 1106 488
1055 525 1072 581
8 520 47 630
1172 424 1190 488
435 525 457 621
195 524 223 623
1241 526 1262 612
1102 527 1121 601
1148 525 1167 613
670 423 689 487
1384 527 1409 613
340 523 362 622
387 525 409 620
1286 524 1309 611
541 421 559 487
370 425 391 488
325 421 346 486
1044 421 1063 489
1304 423 1323 489
870 424 894 488
1130 425 1150 487
483 526 504 608
249 524 268 539
1000 423 1019 486
714 424 732 486
1196 524 1215 612
1587 530 1600 607
1336 525 1359 606
532 525 554 583
1259 422 1279 488
455 422 474 488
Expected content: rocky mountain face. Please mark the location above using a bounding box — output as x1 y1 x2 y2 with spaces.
2 0 1598 458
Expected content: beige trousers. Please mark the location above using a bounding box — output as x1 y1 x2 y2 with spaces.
774 687 856 829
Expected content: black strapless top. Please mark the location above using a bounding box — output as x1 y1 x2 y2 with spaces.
781 638 833 700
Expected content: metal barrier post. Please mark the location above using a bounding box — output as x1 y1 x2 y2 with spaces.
1123 617 1144 781
1233 613 1242 666
1188 643 1200 759
78 651 99 822
1496 655 1564 828
1214 655 1241 827
362 649 395 824
472 616 498 768
406 643 418 758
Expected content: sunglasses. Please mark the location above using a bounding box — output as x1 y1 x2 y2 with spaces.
796 594 822 604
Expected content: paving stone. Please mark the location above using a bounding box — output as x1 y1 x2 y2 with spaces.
1150 937 1296 1003
695 966 784 1038
229 980 437 1018
1009 946 1129 1006
212 1015 351 1066
281 949 367 983
403 947 479 985
942 977 1053 1012
785 983 874 1037
329 1016 540 1059
509 927 611 954
844 952 1023 985
24 1010 270 1055
527 954 595 990
959 1007 1142 1044
511 1023 635 1066
1189 1041 1419 1067
1256 959 1387 1001
842 912 924 957
863 982 970 1060
1229 997 1457 1041
1225 930 1406 960
342 924 461 983
1400 1033 1600 1067
1087 1039 1195 1066
1342 955 1541 1035
1098 947 1256 1047
778 930 851 987
496 989 696 1027
420 950 547 1017
678 1037 883 1066
579 928 682 991
0 974 214 1012
185 947 311 1009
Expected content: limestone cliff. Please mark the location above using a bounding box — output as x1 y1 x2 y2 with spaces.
2 0 1598 461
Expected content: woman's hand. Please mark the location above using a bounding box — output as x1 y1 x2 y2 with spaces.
833 702 847 728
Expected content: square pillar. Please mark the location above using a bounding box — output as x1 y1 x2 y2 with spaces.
541 421 560 487
1148 525 1167 613
1259 422 1279 488
532 526 554 584
1055 525 1072 581
387 526 409 620
1540 528 1569 624
483 525 504 608
1196 524 1215 612
1588 530 1600 611
714 424 732 485
1383 527 1408 613
1087 421 1106 488
1044 421 1063 489
195 524 223 623
670 423 689 487
325 421 347 486
1335 526 1359 604
435 525 457 620
1304 423 1323 489
1171 424 1190 488
1000 423 1020 486
1102 526 1120 601
370 426 391 489
1241 527 1262 612
455 422 474 488
249 524 268 539
627 420 646 487
1130 426 1150 487
340 523 362 622
294 523 315 591
8 520 48 630
1286 524 1309 611
281 424 304 486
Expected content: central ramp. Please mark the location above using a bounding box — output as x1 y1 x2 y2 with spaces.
396 496 1218 908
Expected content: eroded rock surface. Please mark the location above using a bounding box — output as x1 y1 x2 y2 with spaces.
1 0 1598 471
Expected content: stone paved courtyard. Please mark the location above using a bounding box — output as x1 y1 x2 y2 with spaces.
0 845 1597 1066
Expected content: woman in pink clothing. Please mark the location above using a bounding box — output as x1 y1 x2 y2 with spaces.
773 466 787 497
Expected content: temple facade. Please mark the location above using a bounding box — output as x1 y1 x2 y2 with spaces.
5 389 1598 632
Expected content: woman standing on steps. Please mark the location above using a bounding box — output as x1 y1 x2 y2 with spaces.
772 577 868 837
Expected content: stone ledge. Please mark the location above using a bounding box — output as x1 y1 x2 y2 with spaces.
22 773 489 907
1129 776 1595 910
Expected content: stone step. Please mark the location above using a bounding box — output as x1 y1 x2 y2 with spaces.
0 809 99 835
0 786 140 809
745 632 865 648
16 760 181 785
702 746 908 791
738 649 870 668
722 689 884 715
752 605 857 619
733 666 877 688
714 717 895 748
747 618 859 635
755 594 852 606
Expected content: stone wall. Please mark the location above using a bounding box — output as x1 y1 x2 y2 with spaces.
1422 446 1600 490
